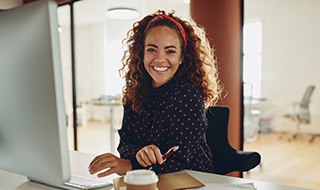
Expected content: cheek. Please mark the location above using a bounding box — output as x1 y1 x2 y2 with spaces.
143 58 149 68
143 54 151 64
170 58 181 67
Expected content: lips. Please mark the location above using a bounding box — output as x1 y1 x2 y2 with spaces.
152 66 169 72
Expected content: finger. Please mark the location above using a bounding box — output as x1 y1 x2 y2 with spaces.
148 145 163 164
140 150 153 166
136 151 149 167
97 167 117 178
89 156 101 168
89 155 115 174
91 158 120 175
136 153 147 167
140 151 152 166
89 156 110 172
153 148 164 164
89 161 110 174
146 148 157 164
89 153 112 168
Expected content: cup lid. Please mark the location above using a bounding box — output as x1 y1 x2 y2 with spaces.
124 169 158 185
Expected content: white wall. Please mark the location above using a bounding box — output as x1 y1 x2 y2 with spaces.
75 22 106 101
104 19 134 96
245 0 320 133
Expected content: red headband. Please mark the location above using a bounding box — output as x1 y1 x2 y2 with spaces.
145 14 187 50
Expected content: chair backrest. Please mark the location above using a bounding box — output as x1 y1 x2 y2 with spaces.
205 106 230 150
301 85 315 105
299 85 315 122
205 106 261 175
205 106 231 174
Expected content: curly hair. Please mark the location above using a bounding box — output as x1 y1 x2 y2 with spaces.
119 10 222 113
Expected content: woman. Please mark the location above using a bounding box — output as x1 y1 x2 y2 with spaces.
89 10 221 177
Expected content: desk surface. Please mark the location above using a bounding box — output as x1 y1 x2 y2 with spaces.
0 151 311 190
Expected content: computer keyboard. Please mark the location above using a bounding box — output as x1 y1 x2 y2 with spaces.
64 175 113 190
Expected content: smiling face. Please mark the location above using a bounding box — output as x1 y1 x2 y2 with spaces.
143 26 183 88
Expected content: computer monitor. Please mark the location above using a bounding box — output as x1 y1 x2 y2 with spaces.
0 0 70 186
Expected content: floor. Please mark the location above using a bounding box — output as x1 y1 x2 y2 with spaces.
244 132 320 190
67 121 320 190
67 120 120 156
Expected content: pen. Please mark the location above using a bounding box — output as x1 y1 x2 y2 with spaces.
149 146 179 170
162 146 179 161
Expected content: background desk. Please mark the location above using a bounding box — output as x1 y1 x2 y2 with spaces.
0 151 311 190
79 100 123 153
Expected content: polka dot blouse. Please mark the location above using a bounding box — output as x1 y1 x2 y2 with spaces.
117 76 213 174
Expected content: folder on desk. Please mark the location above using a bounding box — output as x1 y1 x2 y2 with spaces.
113 171 205 190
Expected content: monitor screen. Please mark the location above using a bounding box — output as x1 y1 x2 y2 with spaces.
0 0 70 185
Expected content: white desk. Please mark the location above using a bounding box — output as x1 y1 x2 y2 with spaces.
80 100 122 128
187 170 311 190
0 151 311 190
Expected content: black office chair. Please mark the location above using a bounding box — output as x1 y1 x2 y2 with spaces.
205 106 261 175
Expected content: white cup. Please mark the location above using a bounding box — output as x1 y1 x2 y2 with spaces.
124 169 158 190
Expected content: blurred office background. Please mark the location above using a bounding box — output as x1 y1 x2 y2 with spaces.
1 0 319 189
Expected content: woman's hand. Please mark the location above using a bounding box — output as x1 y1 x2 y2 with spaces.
136 144 164 167
88 153 132 177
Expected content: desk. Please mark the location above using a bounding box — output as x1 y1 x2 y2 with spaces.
0 151 311 190
80 100 122 128
244 96 267 142
80 100 123 153
187 170 310 190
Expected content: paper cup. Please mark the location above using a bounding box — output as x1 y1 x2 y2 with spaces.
124 169 158 190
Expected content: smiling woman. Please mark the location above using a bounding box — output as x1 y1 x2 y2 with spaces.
54 0 190 155
88 10 222 178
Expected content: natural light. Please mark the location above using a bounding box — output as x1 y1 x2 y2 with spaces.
243 22 262 98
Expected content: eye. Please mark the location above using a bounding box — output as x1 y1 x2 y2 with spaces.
167 49 177 54
146 47 156 53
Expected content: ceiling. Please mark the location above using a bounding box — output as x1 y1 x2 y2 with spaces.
57 0 190 26
1 0 190 21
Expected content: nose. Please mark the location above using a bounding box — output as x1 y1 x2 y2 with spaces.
154 51 166 64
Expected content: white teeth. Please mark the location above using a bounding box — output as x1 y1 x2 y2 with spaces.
153 66 168 71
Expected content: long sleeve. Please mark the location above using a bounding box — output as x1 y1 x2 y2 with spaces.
116 77 213 173
151 81 213 173
117 104 146 169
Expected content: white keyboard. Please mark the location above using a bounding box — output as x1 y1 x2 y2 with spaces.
64 175 113 190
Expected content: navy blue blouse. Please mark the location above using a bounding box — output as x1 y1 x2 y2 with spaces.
117 76 213 174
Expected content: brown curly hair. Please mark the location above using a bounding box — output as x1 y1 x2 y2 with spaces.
119 10 221 113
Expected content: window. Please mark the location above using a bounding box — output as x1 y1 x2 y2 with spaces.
243 22 262 98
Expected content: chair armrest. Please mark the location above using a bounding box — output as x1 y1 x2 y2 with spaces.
235 150 261 172
213 149 261 175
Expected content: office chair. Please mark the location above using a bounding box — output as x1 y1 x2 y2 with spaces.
283 85 316 143
205 106 261 175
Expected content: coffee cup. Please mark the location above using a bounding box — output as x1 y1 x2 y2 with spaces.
124 169 158 190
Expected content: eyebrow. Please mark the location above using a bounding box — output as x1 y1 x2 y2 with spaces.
145 44 177 49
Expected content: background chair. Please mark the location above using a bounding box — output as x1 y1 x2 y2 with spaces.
283 85 316 142
205 106 261 176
